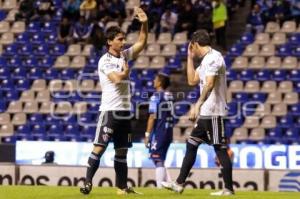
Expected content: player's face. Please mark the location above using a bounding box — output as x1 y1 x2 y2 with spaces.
109 33 126 52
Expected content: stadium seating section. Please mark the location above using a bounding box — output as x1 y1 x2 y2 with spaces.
0 0 299 145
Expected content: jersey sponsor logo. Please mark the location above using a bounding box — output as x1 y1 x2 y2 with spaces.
279 172 300 192
103 126 113 134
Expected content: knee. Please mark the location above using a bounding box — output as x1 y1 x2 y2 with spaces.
186 137 200 152
93 145 106 155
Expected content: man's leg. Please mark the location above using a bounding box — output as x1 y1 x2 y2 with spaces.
213 145 234 192
154 160 166 188
80 145 106 194
114 148 128 189
176 137 200 184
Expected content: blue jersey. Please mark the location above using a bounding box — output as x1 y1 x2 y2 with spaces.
148 90 174 161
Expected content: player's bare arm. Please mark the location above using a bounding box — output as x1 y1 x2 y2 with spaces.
189 75 216 120
187 42 200 86
131 7 148 59
107 61 129 84
145 114 155 148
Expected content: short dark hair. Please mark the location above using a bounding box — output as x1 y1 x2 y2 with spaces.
105 26 125 45
191 29 211 46
157 73 170 89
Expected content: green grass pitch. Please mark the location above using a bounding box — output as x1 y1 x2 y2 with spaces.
0 186 299 199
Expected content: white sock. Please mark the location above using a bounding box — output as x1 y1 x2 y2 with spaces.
165 167 172 182
155 167 166 188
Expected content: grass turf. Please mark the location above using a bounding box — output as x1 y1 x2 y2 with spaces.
0 186 299 199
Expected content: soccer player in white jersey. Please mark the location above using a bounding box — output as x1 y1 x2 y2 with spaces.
80 7 148 195
161 29 234 196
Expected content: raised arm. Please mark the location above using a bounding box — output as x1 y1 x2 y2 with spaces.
131 7 148 59
187 43 200 86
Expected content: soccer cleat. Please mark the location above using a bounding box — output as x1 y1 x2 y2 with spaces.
116 187 142 195
210 189 234 196
80 181 92 195
161 181 184 194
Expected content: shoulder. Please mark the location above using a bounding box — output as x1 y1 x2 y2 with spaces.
204 49 224 66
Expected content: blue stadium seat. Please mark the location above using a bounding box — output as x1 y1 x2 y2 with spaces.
166 57 181 70
240 32 254 45
48 123 64 134
79 134 94 142
276 44 292 57
29 114 44 124
44 68 60 80
78 113 94 124
0 101 7 112
240 70 254 81
289 70 300 81
34 44 49 56
23 57 38 68
27 22 41 33
65 124 80 135
29 68 44 80
15 32 30 44
13 68 27 79
41 22 56 33
227 43 244 57
16 124 31 135
61 69 76 79
1 79 14 91
7 57 22 68
290 104 300 116
285 128 300 140
226 70 237 81
141 69 155 81
5 90 20 100
267 127 283 140
50 44 65 56
0 58 7 67
278 115 294 128
0 67 10 79
32 124 46 135
226 117 244 128
86 57 98 68
186 91 200 103
18 44 33 56
1 136 17 144
82 126 96 135
252 93 267 102
40 56 54 68
15 79 31 90
256 70 271 81
227 102 238 117
174 101 190 116
3 44 18 56
31 32 45 45
292 46 300 58
233 92 249 102
288 33 300 46
177 43 188 57
272 70 286 81
87 103 100 113
45 32 57 44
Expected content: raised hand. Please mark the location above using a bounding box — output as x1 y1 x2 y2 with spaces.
134 6 148 23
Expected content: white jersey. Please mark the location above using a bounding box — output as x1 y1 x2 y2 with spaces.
98 48 133 111
196 48 227 116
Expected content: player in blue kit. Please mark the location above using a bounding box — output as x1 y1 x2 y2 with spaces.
144 73 174 188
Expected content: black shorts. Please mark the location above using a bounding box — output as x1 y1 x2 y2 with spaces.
190 116 226 145
93 111 133 149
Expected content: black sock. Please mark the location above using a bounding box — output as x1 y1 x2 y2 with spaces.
114 155 128 189
176 139 199 184
86 152 102 183
214 145 234 192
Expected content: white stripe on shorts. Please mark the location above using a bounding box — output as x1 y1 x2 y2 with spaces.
93 111 106 144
